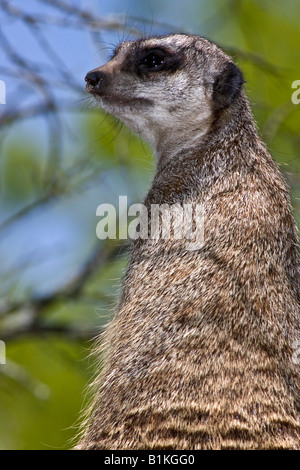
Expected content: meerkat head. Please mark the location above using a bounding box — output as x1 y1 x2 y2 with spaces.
85 34 244 156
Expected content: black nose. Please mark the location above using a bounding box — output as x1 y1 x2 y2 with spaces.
85 70 106 89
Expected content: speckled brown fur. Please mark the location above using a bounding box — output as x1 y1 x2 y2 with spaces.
77 34 300 449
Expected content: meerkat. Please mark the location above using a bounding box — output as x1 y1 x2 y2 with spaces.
77 33 300 450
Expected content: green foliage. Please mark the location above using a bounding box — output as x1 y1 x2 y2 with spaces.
0 338 90 450
1 143 44 203
83 110 154 190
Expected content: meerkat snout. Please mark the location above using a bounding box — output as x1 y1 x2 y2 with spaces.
85 70 107 93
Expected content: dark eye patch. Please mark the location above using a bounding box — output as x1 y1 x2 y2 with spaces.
135 47 182 74
137 49 166 71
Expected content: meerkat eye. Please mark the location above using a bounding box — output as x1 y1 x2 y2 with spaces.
137 49 166 72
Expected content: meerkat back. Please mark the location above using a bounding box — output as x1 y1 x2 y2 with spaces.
77 34 300 450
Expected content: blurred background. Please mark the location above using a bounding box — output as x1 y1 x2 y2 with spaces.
0 0 299 450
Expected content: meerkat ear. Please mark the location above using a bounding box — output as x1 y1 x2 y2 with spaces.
212 62 244 112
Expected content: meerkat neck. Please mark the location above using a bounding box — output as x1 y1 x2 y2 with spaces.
155 92 257 173
153 115 213 166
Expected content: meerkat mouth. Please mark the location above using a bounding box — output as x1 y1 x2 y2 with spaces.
85 69 153 110
86 83 152 112
89 91 152 111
